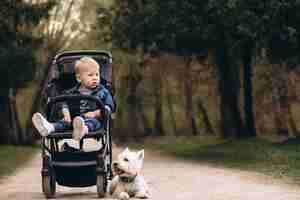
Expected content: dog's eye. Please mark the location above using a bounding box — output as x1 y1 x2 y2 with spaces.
124 158 129 162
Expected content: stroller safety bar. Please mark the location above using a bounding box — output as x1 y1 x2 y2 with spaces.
47 94 106 112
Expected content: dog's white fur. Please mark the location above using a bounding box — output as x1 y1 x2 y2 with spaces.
107 148 149 200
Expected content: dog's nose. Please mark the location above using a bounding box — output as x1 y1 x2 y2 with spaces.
113 162 118 167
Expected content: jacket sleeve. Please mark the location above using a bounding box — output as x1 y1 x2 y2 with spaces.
102 89 116 115
60 89 71 113
61 103 70 113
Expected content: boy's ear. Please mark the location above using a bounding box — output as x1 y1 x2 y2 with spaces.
76 74 81 82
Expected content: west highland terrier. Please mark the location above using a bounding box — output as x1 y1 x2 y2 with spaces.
107 148 149 200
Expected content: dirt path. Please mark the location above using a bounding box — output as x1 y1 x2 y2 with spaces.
0 147 300 200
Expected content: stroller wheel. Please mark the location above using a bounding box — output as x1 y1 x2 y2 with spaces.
96 174 107 198
42 173 56 198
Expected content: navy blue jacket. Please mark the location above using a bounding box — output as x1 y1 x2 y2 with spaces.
62 84 116 116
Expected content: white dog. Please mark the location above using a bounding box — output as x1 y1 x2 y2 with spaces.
107 148 149 200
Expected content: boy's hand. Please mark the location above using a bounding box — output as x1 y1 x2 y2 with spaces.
63 114 71 123
83 111 96 118
83 110 101 118
62 108 71 123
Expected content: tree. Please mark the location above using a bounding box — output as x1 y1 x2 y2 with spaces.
262 1 300 137
111 0 244 137
226 0 300 137
0 0 55 144
25 0 97 141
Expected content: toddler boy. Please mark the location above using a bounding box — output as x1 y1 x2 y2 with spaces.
32 57 115 141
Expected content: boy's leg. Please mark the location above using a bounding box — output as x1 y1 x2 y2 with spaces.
53 120 72 132
73 116 88 141
32 113 55 137
84 118 103 132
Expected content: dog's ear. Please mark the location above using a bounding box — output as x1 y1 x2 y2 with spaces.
137 149 144 160
123 147 129 154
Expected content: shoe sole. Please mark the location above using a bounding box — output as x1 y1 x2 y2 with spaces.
32 113 48 137
73 117 85 141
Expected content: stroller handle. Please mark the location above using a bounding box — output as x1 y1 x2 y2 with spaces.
46 94 107 117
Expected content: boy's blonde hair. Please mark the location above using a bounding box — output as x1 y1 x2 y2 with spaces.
74 56 100 74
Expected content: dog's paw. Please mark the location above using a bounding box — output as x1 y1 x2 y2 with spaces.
119 192 130 200
135 191 149 199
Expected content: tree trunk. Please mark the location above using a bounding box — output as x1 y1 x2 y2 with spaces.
140 111 152 136
287 74 300 136
197 98 214 134
137 101 152 135
166 91 178 135
0 95 12 144
9 88 25 144
287 103 299 136
153 80 164 135
0 91 22 145
242 43 256 137
273 66 290 139
274 97 289 138
126 60 143 137
128 97 140 137
215 45 243 138
184 57 198 135
24 47 53 144
126 81 140 136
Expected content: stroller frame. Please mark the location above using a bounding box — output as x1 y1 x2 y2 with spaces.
40 50 114 198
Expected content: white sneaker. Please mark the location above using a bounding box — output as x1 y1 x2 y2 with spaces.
32 113 54 137
72 116 88 141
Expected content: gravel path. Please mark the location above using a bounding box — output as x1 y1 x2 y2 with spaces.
0 147 300 200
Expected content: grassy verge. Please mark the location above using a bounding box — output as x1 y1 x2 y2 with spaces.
127 135 300 183
0 145 38 178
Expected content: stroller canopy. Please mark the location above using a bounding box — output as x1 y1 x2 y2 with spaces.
43 50 113 98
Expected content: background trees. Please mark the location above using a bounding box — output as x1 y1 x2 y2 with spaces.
0 0 55 144
108 0 300 139
3 0 300 143
111 0 245 138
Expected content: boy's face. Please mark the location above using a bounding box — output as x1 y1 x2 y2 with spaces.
77 63 100 89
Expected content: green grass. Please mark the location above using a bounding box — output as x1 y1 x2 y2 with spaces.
0 145 38 178
128 136 300 183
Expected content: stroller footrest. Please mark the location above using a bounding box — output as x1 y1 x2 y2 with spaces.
46 129 105 139
52 160 97 167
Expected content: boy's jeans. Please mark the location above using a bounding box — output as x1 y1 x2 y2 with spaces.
53 117 103 132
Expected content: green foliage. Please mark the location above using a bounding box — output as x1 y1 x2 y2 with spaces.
112 0 300 63
0 46 35 92
95 0 300 138
0 0 56 92
112 0 208 54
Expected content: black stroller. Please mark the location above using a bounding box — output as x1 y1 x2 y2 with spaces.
40 50 115 198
